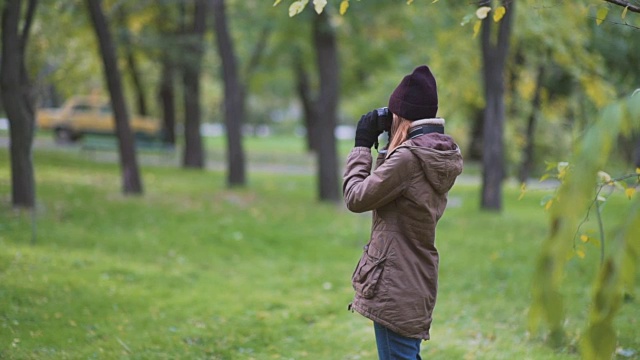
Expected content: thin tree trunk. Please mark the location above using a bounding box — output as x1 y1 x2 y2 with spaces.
0 0 38 208
158 59 176 145
313 12 340 202
518 64 545 183
117 7 148 117
635 137 640 168
87 0 143 194
125 49 148 117
213 0 246 186
467 108 484 161
181 0 206 168
294 52 320 153
479 0 514 211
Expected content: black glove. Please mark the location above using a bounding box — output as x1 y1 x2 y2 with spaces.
354 110 382 148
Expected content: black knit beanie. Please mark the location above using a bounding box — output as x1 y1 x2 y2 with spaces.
388 65 438 120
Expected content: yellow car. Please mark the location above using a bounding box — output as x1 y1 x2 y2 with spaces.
37 96 162 143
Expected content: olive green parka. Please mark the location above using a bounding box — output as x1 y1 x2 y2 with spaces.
343 130 463 340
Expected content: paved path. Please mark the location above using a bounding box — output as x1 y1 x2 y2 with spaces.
1 135 559 190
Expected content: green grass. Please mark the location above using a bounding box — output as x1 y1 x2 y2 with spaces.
0 144 638 360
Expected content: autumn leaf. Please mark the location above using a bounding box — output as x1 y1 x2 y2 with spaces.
580 234 589 243
518 183 527 201
626 188 636 199
289 0 308 17
622 6 628 19
476 6 491 19
407 0 414 4
340 0 349 15
273 0 282 6
493 6 506 22
313 0 327 14
473 20 482 38
636 168 640 175
596 7 609 25
597 171 612 184
544 199 553 211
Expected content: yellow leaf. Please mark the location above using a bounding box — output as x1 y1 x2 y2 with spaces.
626 188 636 199
273 0 282 6
473 20 482 38
576 248 586 259
539 173 550 182
313 0 327 14
518 183 527 200
493 6 506 22
407 0 414 4
339 0 349 15
289 0 308 17
432 0 439 3
596 7 609 25
476 6 491 20
622 6 628 19
636 168 640 175
580 234 589 243
545 199 553 211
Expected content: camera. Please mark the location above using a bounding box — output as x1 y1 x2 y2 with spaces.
376 107 393 132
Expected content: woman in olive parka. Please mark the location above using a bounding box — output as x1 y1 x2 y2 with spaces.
343 65 463 360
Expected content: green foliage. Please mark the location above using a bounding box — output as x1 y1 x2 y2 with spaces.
529 90 640 357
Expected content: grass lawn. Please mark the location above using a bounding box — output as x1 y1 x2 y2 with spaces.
0 142 638 359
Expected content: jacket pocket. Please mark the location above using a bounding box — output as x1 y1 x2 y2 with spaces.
352 249 387 299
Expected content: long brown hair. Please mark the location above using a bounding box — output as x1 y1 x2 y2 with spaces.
386 114 412 157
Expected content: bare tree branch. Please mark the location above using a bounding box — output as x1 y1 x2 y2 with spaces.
603 0 640 13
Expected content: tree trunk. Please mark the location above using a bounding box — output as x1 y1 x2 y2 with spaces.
125 49 148 117
117 7 148 117
294 52 320 153
158 59 176 145
518 65 545 183
467 108 484 162
0 0 38 208
635 137 640 168
181 0 206 168
313 12 340 202
479 0 514 211
213 0 246 186
87 0 143 194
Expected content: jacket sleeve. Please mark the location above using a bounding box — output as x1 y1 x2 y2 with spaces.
342 146 412 213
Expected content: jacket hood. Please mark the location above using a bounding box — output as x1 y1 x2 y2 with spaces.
404 133 463 194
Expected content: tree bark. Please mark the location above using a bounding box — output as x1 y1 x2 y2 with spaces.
213 0 246 186
181 0 206 168
0 0 38 208
117 7 148 117
313 12 340 202
87 0 143 194
125 47 148 117
518 65 545 183
158 59 176 145
635 137 640 168
294 51 321 153
479 0 514 211
467 108 484 162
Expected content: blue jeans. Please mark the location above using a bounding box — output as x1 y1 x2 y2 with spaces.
374 322 422 360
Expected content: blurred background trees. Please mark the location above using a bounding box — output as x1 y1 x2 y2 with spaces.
3 0 639 205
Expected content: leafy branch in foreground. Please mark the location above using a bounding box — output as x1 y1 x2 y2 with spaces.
528 90 640 359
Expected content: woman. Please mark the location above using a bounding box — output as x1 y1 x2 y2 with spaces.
343 65 463 360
